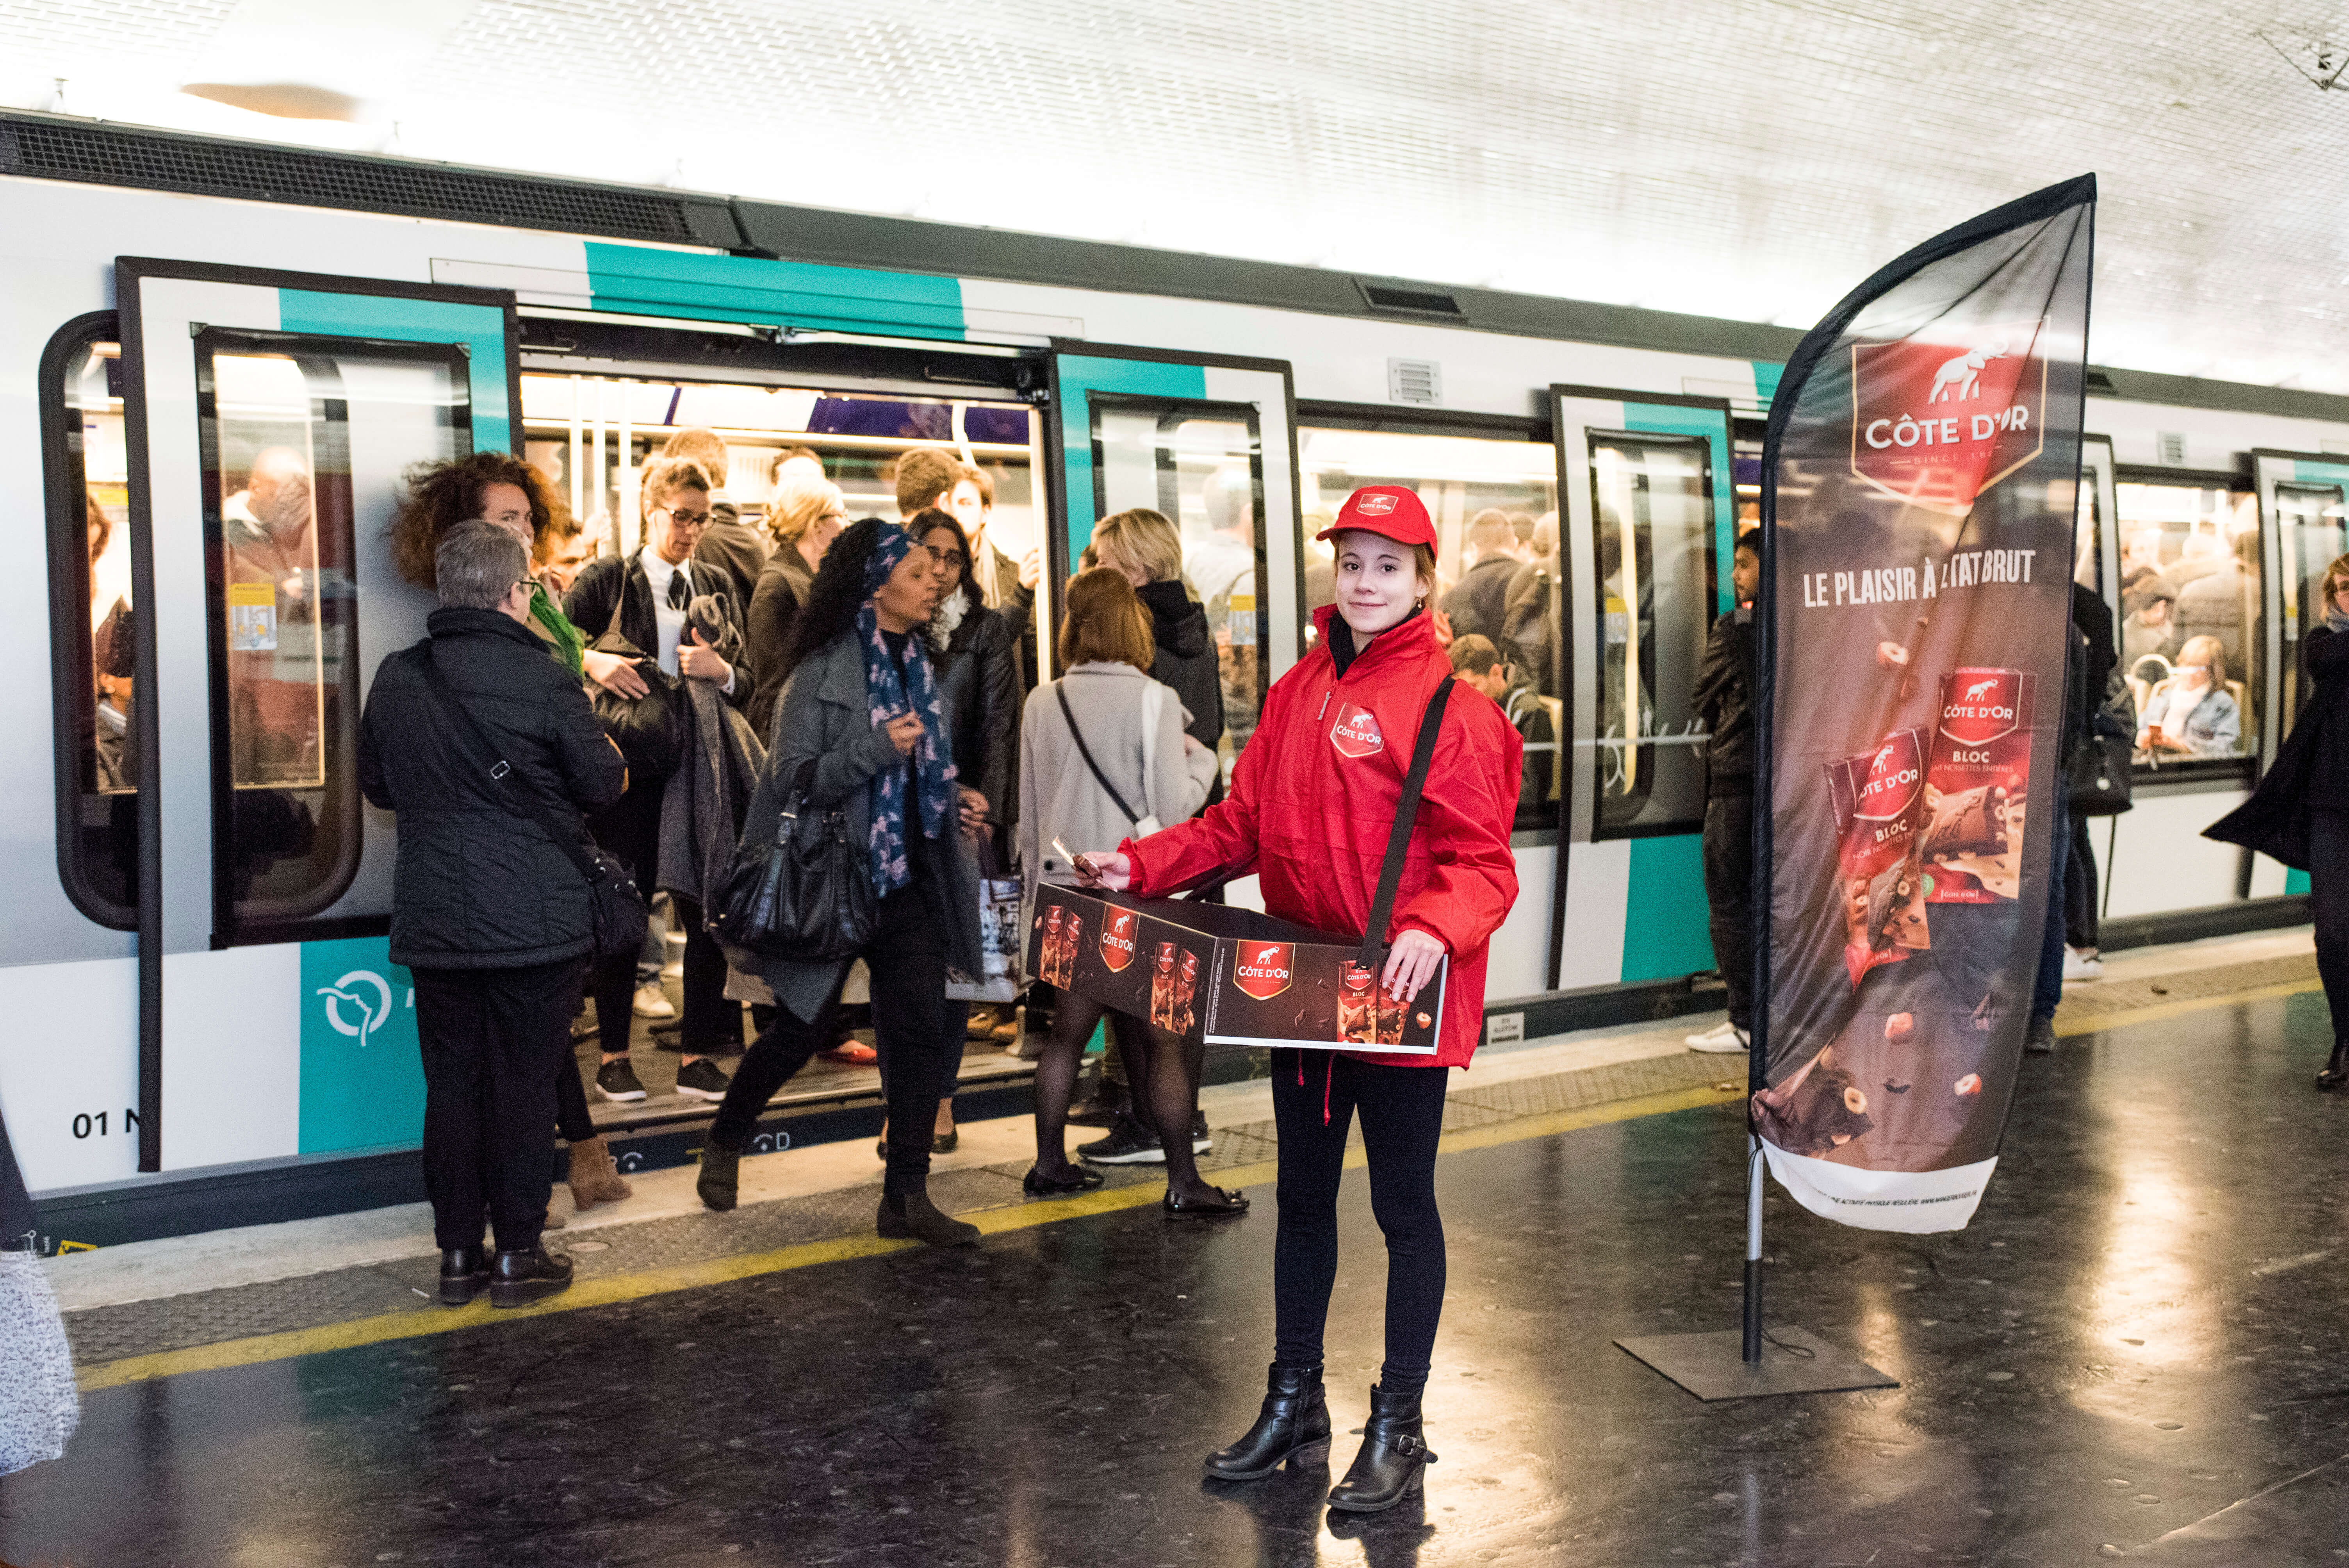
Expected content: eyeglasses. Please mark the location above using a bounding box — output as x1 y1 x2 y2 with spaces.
925 545 968 572
655 506 712 530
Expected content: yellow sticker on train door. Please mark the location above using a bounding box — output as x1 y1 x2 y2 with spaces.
227 580 277 651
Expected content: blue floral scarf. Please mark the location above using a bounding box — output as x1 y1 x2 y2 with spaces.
860 528 956 895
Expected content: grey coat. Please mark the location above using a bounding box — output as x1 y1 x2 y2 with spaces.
731 631 986 1023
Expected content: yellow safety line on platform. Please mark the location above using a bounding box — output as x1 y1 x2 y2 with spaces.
75 1081 1741 1394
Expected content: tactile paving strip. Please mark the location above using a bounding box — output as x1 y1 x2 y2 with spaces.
2053 953 2318 1027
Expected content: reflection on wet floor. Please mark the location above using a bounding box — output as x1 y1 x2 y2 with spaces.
7 983 2349 1564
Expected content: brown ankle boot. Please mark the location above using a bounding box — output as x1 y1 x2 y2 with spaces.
567 1135 633 1210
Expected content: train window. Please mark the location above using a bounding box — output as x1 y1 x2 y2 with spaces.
198 331 471 932
41 315 137 928
2274 481 2346 736
1296 425 1561 831
2116 479 2260 772
1091 399 1267 778
1586 432 1716 837
516 375 1039 598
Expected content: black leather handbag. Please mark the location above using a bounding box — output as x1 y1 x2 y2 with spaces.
588 630 688 784
708 757 879 962
2068 674 2136 818
416 649 649 962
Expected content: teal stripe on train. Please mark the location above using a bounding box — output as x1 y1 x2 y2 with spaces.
1620 833 1717 983
278 291 513 453
582 243 966 341
1054 356 1208 558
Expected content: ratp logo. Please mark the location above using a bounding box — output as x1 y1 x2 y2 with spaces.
315 969 395 1048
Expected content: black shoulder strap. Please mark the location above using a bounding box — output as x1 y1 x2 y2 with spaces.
413 645 608 888
1056 682 1142 828
1357 675 1456 969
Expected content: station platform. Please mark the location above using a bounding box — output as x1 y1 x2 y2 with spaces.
3 928 2344 1565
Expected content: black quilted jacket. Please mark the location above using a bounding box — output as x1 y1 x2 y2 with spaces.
358 609 628 969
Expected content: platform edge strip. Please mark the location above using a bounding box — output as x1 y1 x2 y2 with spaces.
71 1082 1741 1392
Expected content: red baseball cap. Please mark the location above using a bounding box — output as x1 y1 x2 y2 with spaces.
1317 485 1437 551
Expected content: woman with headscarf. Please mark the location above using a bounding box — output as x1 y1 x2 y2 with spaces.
693 520 989 1245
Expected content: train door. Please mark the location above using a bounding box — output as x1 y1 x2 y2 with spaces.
111 259 517 1173
1291 411 1563 1001
1045 346 1300 878
2251 449 2349 898
2253 450 2349 751
1550 388 1736 992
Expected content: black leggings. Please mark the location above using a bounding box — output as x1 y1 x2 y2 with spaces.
1270 1050 1451 1395
706 884 957 1195
1032 989 1209 1191
2311 810 2349 1045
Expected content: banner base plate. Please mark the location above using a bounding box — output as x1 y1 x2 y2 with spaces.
1615 1326 1897 1401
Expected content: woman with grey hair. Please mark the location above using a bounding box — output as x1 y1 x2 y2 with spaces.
360 522 627 1307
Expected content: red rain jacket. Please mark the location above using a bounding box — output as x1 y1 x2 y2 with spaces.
1122 606 1522 1069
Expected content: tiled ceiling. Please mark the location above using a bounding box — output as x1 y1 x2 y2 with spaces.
5 0 2348 389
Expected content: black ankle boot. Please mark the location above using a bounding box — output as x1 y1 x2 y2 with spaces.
2319 1039 2349 1091
1204 1363 1331 1480
489 1244 574 1308
438 1247 489 1306
875 1191 980 1247
1327 1384 1436 1513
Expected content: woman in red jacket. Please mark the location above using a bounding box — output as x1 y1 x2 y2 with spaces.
1078 485 1521 1513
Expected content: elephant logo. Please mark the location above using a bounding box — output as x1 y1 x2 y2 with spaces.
316 970 394 1048
1928 341 2008 403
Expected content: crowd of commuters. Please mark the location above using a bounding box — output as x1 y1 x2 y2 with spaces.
355 444 1528 1510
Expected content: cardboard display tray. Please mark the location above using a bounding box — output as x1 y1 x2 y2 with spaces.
1026 884 1444 1055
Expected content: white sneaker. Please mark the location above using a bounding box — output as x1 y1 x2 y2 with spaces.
2062 948 2104 982
632 983 676 1019
1685 1019 1750 1053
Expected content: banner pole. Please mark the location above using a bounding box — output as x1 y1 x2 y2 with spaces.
1743 1137 1764 1363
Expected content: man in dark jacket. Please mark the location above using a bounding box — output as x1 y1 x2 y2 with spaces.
1438 510 1523 641
1687 528 1759 1054
359 522 626 1310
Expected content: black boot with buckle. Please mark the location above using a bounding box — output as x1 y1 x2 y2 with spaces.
2319 1039 2349 1091
1326 1383 1437 1513
1204 1363 1331 1481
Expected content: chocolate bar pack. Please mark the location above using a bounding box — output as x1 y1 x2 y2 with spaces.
1026 886 1443 1053
1923 667 2033 903
1824 727 1933 988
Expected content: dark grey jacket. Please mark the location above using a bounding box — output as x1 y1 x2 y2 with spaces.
1137 579 1223 753
358 609 627 969
731 631 986 1021
934 600 1021 844
745 546 816 741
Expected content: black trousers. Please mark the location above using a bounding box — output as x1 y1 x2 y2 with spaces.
2065 814 2100 952
587 782 740 1056
412 959 584 1254
2311 810 2349 1045
708 885 957 1192
1270 1051 1451 1395
1700 791 1755 1030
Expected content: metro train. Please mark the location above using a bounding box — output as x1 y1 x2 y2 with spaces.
4 109 2343 1240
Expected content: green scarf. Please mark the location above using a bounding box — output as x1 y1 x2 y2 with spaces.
527 581 586 675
